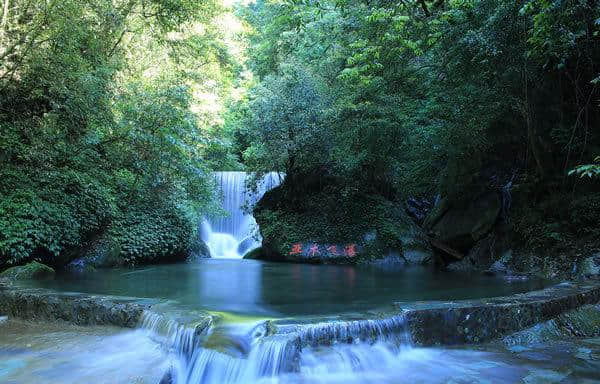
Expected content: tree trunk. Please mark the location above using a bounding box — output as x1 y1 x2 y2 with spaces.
1 0 8 29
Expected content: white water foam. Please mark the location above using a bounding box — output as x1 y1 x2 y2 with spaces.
202 172 282 259
147 313 416 384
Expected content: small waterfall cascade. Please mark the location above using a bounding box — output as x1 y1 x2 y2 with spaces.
140 311 212 359
295 315 411 347
201 172 282 259
143 312 415 384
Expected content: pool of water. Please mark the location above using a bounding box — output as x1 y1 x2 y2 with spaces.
20 259 549 317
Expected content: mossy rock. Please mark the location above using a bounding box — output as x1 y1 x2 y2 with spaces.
430 191 501 252
243 247 264 260
78 237 123 268
254 183 432 265
0 261 55 280
186 238 211 261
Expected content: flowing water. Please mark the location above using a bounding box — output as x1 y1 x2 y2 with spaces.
13 261 556 384
201 172 281 259
3 172 593 383
2 316 600 384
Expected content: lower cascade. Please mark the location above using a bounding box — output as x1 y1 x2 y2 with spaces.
201 172 281 259
140 311 414 384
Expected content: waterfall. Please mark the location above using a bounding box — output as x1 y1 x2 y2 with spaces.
295 316 412 347
201 172 282 259
142 312 414 384
171 333 300 384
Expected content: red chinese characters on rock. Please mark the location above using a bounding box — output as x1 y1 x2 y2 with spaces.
289 243 303 255
289 243 359 258
344 244 357 257
326 245 339 256
308 243 320 257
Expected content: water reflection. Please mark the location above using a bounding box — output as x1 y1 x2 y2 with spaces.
194 260 263 314
23 260 548 317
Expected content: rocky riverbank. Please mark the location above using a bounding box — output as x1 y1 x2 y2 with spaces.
5 277 598 346
0 280 151 328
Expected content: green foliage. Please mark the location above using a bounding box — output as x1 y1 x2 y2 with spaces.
570 157 600 179
242 63 332 175
0 166 115 266
0 0 234 268
233 0 599 261
107 200 195 265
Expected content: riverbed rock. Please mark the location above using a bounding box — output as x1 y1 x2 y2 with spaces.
402 281 600 346
0 262 55 281
254 185 432 265
0 284 150 327
577 254 600 278
503 304 600 345
268 281 600 347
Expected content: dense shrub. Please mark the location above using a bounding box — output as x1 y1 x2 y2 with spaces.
0 0 228 269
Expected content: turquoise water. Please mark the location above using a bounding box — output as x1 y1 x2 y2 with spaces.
22 259 548 317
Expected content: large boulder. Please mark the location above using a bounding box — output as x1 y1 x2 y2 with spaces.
186 237 211 261
0 261 55 281
253 185 432 265
67 237 123 269
425 191 501 253
243 247 269 260
577 253 600 278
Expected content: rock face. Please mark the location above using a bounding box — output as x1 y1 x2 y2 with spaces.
67 237 123 269
64 258 97 274
503 304 600 345
186 237 211 261
0 282 150 327
577 254 600 278
253 185 432 265
424 192 501 253
0 262 55 281
243 247 267 260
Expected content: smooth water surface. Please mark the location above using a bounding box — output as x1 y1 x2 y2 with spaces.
22 259 549 317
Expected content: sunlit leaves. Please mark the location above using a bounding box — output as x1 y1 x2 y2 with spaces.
569 157 600 179
0 0 230 266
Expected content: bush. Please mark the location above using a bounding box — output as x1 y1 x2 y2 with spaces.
107 200 196 265
0 166 115 268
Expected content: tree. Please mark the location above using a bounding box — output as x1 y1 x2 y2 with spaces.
0 0 233 267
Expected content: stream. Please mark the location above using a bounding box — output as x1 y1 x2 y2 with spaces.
1 172 597 383
1 315 600 383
